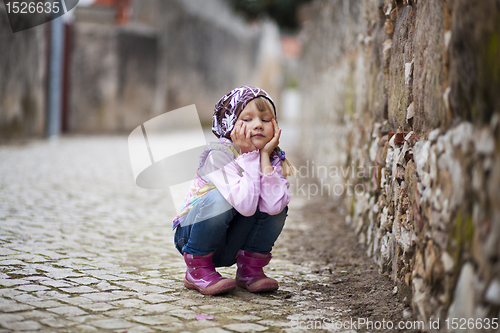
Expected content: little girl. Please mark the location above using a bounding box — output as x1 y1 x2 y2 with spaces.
173 86 295 295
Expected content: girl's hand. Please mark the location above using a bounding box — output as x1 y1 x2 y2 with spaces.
260 118 281 156
230 121 257 154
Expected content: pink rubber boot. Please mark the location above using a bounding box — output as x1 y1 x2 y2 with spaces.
236 250 279 293
183 253 237 295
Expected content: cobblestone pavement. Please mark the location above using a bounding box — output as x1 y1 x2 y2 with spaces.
0 134 344 333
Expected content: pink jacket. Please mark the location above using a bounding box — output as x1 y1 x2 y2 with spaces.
172 138 290 229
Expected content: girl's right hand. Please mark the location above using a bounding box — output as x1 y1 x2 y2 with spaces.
230 121 257 154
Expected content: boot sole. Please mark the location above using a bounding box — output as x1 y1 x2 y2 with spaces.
184 279 237 295
236 278 279 293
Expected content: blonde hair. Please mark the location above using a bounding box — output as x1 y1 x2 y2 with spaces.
251 97 296 178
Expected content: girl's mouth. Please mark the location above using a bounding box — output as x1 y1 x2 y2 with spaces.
252 134 264 137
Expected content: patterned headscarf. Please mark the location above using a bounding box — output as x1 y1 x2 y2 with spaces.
212 86 276 139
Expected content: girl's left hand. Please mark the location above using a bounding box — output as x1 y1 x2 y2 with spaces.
261 118 281 155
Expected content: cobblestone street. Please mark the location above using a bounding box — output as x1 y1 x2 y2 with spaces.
0 135 348 333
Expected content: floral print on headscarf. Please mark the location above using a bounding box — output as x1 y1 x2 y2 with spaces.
212 86 276 139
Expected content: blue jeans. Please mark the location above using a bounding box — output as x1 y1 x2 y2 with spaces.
174 190 288 267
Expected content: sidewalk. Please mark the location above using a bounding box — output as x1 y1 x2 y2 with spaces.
0 134 341 333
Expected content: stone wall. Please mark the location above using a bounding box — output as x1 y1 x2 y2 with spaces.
69 0 281 133
69 5 163 133
69 11 160 133
157 0 261 123
0 5 46 139
298 0 500 328
155 0 282 124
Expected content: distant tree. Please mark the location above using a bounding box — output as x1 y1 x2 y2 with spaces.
226 0 311 32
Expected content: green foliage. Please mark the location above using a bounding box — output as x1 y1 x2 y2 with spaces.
345 71 355 116
449 211 474 272
486 32 499 82
226 0 312 32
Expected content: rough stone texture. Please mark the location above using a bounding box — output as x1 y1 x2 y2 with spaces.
412 0 448 132
368 18 388 121
387 5 413 129
448 0 500 125
299 0 500 329
0 6 46 139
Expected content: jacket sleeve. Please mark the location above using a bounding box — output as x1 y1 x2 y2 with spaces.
202 149 261 216
258 157 290 215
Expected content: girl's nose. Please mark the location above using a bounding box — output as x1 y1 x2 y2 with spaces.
253 119 263 129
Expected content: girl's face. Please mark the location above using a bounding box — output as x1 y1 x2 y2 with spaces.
236 100 275 150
